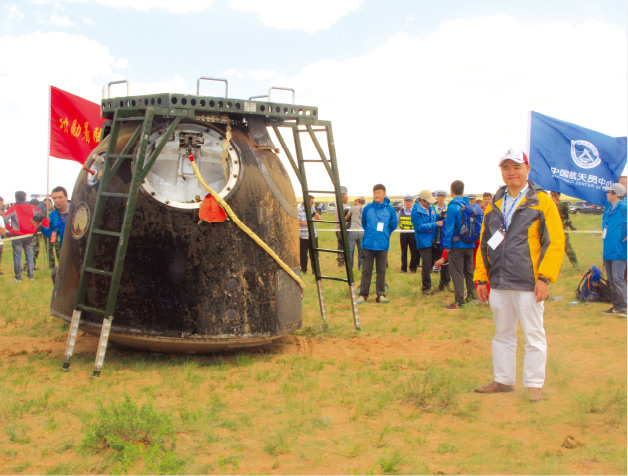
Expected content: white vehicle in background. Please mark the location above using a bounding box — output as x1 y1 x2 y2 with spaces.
327 201 336 213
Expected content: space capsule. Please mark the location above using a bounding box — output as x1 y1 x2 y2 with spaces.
50 89 309 353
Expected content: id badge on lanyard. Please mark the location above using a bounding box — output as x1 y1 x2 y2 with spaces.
491 195 516 250
488 229 504 250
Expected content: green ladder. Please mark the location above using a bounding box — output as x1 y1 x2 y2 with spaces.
61 107 182 377
272 120 360 330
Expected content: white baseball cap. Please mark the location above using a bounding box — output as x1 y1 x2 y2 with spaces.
498 149 529 166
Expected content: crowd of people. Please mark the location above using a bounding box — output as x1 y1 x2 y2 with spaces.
298 149 626 402
0 187 69 282
2 153 626 403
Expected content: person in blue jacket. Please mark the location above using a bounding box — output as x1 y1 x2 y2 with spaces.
411 189 443 295
443 180 476 309
40 186 69 251
357 184 398 304
602 183 627 316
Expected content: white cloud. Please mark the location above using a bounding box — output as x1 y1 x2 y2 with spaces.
229 0 363 32
3 3 24 21
33 0 215 14
103 0 214 13
222 69 245 80
40 13 75 26
81 17 94 25
0 32 128 197
268 15 627 195
247 69 280 80
121 76 192 96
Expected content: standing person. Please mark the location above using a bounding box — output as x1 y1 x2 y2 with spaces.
0 209 5 275
468 194 477 205
398 194 420 273
601 183 627 316
411 190 443 295
335 186 350 267
481 192 492 210
434 190 448 214
550 191 579 267
618 176 627 200
28 198 43 270
40 186 70 260
474 149 565 402
433 189 451 289
345 197 365 269
3 191 41 282
443 180 476 309
357 184 398 304
0 196 4 275
298 195 320 274
41 198 56 269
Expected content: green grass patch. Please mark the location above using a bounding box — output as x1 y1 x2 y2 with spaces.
80 396 184 474
403 364 465 413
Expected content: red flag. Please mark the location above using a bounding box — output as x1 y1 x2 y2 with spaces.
49 85 104 164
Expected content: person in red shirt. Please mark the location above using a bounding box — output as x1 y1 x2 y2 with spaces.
0 196 4 275
3 191 41 281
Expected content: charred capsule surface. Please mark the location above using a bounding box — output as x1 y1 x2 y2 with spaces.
51 116 302 353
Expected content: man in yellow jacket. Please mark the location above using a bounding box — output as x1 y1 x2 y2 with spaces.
474 149 565 402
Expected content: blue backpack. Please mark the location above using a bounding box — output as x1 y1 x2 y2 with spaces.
576 266 612 302
455 203 484 243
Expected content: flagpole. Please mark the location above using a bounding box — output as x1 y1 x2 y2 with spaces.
526 109 532 161
47 85 51 204
45 86 51 269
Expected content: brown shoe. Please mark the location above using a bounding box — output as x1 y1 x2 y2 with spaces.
474 381 514 393
527 387 542 402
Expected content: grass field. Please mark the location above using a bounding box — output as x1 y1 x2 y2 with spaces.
0 212 625 475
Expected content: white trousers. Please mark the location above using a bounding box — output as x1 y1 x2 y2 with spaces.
489 289 546 388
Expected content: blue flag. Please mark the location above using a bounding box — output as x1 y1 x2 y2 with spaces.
528 111 627 205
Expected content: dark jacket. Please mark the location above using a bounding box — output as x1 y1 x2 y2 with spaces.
474 181 565 291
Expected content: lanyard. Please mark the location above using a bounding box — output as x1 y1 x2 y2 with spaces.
502 194 518 231
375 206 387 222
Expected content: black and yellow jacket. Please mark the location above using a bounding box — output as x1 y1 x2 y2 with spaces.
474 181 565 291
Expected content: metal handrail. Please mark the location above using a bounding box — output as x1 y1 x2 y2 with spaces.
248 95 268 101
268 87 295 104
107 80 129 99
197 77 228 97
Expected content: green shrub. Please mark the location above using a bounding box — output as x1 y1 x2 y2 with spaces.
81 396 184 474
404 365 461 413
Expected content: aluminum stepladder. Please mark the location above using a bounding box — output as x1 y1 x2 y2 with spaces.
61 107 183 377
271 119 360 330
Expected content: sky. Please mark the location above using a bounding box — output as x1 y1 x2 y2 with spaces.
0 0 626 201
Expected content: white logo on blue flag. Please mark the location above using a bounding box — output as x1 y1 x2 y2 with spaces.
528 111 627 205
570 140 601 169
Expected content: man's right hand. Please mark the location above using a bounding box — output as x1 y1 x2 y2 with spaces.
477 284 489 303
436 221 443 226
